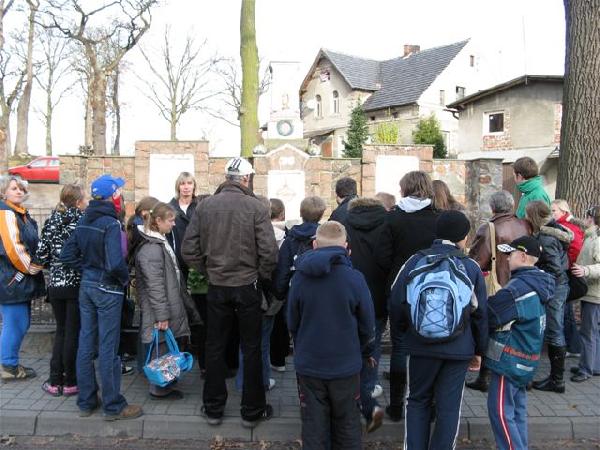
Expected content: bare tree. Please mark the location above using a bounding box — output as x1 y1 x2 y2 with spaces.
34 28 73 156
0 0 17 170
240 0 258 157
14 0 39 156
41 0 156 155
556 0 600 215
108 63 122 154
138 26 221 141
212 58 270 127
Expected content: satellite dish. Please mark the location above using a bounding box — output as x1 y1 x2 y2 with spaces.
305 99 316 110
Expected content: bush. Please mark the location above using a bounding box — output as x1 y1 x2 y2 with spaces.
413 114 447 158
374 121 399 144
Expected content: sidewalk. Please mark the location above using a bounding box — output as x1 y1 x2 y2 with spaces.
1 337 599 443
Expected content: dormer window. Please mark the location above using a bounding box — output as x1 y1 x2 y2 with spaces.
332 91 340 114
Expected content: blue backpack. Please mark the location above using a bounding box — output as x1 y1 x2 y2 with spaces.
405 249 475 343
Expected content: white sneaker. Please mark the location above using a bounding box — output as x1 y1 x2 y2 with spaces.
267 378 276 390
371 384 383 398
271 364 286 373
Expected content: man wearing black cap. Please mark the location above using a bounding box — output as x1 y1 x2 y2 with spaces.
389 210 488 450
485 236 555 450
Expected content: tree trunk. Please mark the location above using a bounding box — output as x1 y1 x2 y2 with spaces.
45 91 52 156
239 0 259 158
556 0 600 216
14 2 36 156
90 70 107 155
111 68 120 155
170 96 177 140
84 80 93 149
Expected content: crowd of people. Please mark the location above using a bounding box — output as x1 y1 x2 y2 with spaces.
0 154 598 449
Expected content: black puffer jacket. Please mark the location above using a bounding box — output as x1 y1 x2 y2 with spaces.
166 197 198 276
534 220 573 284
35 207 83 299
346 198 388 318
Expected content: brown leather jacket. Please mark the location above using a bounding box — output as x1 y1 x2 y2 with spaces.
469 213 532 286
181 181 278 287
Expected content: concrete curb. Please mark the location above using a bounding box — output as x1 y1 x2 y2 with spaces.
1 409 598 442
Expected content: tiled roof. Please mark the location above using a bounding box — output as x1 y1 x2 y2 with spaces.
320 49 381 91
362 40 469 111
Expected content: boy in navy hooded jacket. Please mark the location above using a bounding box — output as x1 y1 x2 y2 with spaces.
287 221 376 449
390 210 488 450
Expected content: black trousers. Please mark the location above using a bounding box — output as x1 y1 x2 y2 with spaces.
203 284 265 420
49 297 80 386
270 307 290 367
191 293 239 371
297 373 362 450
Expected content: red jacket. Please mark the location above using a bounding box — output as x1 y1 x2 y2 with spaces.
557 214 584 266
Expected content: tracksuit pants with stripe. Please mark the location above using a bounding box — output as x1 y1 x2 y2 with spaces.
487 372 528 450
404 356 469 450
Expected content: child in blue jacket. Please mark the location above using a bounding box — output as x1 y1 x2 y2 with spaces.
287 221 376 449
486 236 555 450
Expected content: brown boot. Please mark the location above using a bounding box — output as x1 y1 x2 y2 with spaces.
103 404 143 421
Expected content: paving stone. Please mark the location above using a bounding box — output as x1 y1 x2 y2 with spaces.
0 409 37 435
528 417 573 441
252 418 300 441
36 411 143 437
571 417 600 439
467 417 495 441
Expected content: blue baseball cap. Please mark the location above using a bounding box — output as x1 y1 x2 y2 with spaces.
91 174 125 199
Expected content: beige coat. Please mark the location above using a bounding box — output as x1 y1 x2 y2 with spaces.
576 226 600 304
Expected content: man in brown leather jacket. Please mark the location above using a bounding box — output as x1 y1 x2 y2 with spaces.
182 157 278 428
469 190 532 286
467 190 532 392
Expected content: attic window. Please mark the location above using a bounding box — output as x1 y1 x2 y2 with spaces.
319 70 330 82
439 90 445 106
456 86 465 100
470 55 475 67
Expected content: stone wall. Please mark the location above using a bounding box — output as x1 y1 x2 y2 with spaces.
464 158 504 232
432 159 468 205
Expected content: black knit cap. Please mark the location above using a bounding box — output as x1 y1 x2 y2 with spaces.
435 210 471 243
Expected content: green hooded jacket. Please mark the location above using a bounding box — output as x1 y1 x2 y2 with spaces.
515 176 551 219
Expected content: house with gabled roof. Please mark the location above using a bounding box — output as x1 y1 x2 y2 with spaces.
299 39 488 157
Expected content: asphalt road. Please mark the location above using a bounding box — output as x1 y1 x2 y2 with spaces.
1 436 598 450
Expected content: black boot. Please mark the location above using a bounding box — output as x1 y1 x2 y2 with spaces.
385 371 406 422
466 367 491 393
532 345 566 393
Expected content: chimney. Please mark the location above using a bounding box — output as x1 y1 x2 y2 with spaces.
403 44 420 57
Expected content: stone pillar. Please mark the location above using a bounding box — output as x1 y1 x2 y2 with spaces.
465 158 504 229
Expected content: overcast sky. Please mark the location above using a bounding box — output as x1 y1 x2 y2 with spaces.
10 0 566 158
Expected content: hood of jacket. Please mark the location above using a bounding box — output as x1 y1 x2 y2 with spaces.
511 266 555 304
540 220 573 250
83 200 118 224
137 225 167 244
397 196 432 213
346 198 386 231
517 176 544 194
295 246 351 278
289 221 319 241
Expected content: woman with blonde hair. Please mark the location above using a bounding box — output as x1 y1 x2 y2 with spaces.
167 172 198 281
527 201 573 393
35 184 87 396
0 176 45 381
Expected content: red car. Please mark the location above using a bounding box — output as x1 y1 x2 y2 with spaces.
8 156 60 183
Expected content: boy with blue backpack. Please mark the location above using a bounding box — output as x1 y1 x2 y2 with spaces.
389 210 488 450
486 236 555 450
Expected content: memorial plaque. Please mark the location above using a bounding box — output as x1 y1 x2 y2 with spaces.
267 170 305 221
375 155 420 197
149 153 195 202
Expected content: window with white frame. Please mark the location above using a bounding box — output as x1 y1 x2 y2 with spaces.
484 111 504 134
332 90 339 114
315 95 322 118
439 90 445 106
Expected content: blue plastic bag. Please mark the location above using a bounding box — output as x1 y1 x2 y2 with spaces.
143 328 194 387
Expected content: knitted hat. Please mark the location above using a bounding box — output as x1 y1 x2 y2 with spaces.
435 210 470 243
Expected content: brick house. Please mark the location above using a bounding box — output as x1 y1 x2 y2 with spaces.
299 40 486 157
447 75 563 197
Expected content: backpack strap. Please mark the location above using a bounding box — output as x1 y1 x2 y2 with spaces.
488 221 498 277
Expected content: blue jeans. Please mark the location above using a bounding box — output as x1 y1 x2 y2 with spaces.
76 282 128 416
545 281 568 347
488 372 528 450
0 303 30 366
564 301 582 354
578 301 600 377
236 315 274 391
360 318 386 419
